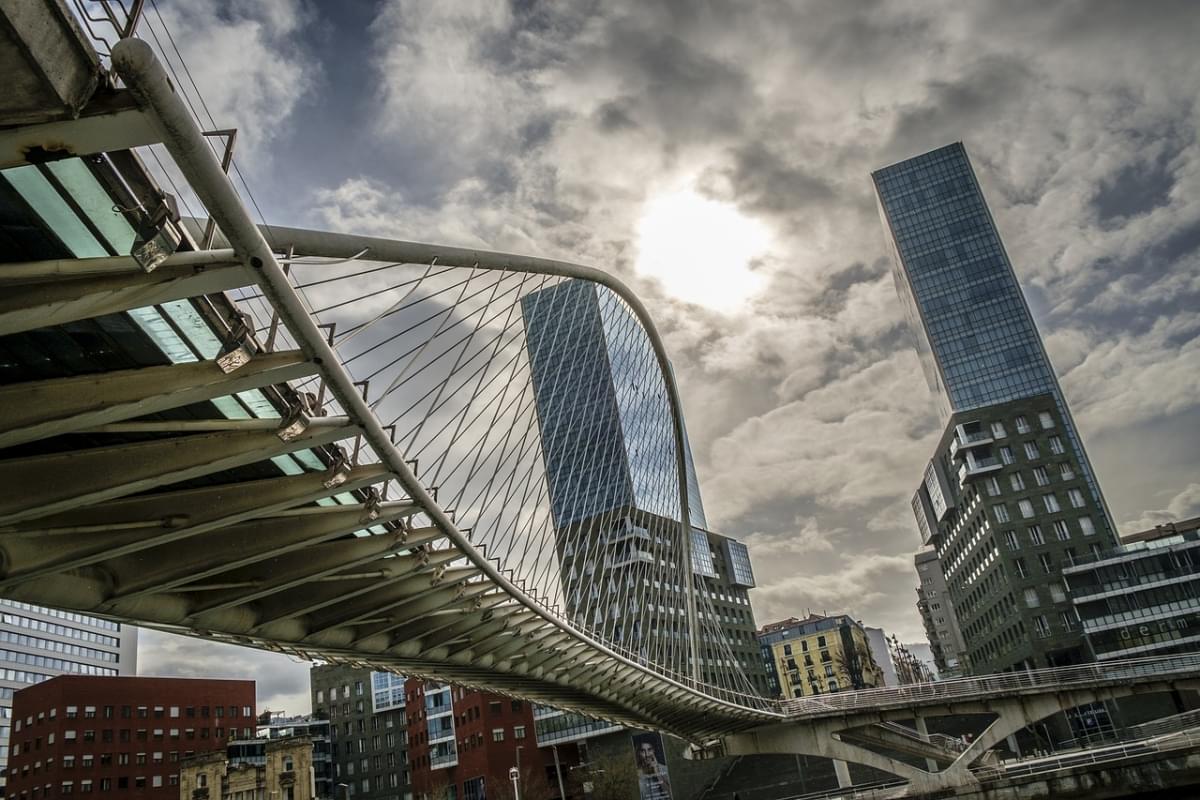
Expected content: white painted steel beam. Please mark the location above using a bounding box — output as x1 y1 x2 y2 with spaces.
0 260 251 336
0 349 316 448
103 502 418 600
0 423 354 526
0 101 160 169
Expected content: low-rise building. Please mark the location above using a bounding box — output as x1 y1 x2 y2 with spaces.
5 675 255 800
252 716 333 800
180 736 312 800
758 615 885 699
1063 517 1200 661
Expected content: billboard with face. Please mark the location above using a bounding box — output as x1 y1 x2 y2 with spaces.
631 732 673 800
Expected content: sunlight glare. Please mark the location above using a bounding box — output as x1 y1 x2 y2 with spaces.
634 186 771 312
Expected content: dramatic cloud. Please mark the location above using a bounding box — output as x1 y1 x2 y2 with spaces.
137 0 1200 680
137 630 313 715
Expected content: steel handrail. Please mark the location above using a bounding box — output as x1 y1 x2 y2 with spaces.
778 652 1200 717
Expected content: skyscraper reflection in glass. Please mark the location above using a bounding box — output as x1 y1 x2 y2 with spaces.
521 280 706 530
873 142 1110 525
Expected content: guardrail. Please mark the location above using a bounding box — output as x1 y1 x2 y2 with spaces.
777 728 1200 800
777 652 1200 717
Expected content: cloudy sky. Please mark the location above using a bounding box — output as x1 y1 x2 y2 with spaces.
134 0 1199 711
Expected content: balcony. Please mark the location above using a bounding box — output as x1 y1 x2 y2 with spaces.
949 424 993 460
958 453 1002 485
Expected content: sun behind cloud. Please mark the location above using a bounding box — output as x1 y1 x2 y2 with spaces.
634 184 772 312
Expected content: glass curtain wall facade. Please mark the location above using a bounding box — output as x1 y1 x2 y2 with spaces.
521 280 763 687
0 603 137 797
872 143 1111 535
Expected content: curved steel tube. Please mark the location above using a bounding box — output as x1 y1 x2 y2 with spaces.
241 222 704 685
111 37 761 724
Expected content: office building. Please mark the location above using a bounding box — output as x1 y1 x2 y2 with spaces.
5 675 254 800
0 603 137 796
1064 517 1200 661
309 666 409 800
521 280 765 694
874 143 1117 674
757 615 886 699
182 736 313 800
914 549 966 675
521 280 772 796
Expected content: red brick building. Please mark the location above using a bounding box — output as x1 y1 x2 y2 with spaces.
6 676 255 800
405 680 556 800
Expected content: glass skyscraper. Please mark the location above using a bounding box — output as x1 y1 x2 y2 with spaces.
873 142 1110 529
520 279 763 690
877 143 1118 675
520 280 706 532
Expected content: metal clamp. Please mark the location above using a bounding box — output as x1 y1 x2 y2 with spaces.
321 446 351 489
216 310 257 373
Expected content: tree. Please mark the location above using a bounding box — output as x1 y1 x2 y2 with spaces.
572 752 638 800
489 768 555 800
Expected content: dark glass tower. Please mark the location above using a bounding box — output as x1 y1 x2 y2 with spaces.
873 142 1111 532
520 280 765 693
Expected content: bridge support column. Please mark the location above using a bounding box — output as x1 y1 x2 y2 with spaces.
913 715 938 772
833 759 851 788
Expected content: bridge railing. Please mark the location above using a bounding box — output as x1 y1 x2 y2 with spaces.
777 652 1200 717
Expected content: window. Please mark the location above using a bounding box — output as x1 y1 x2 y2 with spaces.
1053 520 1071 541
985 477 1001 496
1034 615 1051 637
1025 524 1043 545
1079 516 1096 537
491 728 504 742
1032 466 1049 486
1018 500 1035 519
817 635 827 648
1023 441 1039 460
999 446 1014 465
1043 494 1061 513
1013 559 1029 579
1038 411 1054 429
993 504 1010 523
1004 531 1019 550
1060 462 1075 480
1048 435 1065 455
513 725 526 740
1049 583 1067 603
1068 489 1086 508
1024 588 1039 608
1039 553 1055 574
1015 415 1031 434
83 707 96 719
169 707 179 718
1010 472 1025 491
991 421 1007 438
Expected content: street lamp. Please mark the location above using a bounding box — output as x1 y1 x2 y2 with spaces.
509 766 521 800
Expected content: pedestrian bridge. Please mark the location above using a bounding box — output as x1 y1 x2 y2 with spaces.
1 4 1199 796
